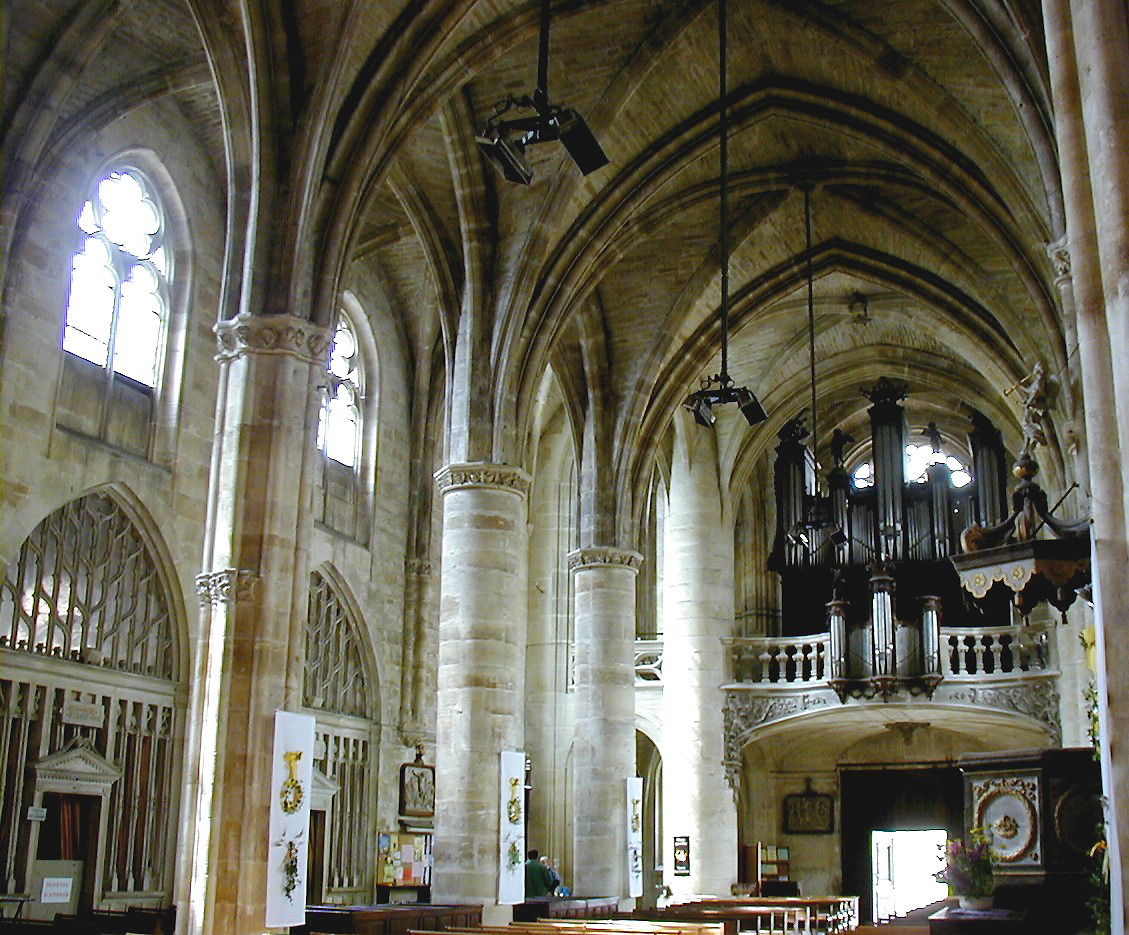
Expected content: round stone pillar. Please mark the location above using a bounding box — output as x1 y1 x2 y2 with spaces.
432 463 531 915
662 430 738 897
569 546 642 901
1044 3 1129 926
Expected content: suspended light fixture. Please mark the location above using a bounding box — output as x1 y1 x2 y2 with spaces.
475 0 608 184
683 0 768 428
785 185 842 546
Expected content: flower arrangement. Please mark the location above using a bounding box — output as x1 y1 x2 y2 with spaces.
935 830 995 898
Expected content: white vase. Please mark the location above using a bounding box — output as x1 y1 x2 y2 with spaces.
958 895 994 910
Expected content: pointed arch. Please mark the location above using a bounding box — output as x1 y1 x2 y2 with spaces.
0 489 187 909
303 564 380 904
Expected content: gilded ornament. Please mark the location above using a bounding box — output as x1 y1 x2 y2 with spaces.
280 750 304 814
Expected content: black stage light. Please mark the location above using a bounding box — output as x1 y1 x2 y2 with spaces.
687 394 715 427
828 526 848 547
475 125 533 185
558 110 609 175
735 389 768 426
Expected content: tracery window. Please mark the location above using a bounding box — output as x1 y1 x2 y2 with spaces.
0 494 182 906
304 570 375 903
317 317 362 468
0 493 176 676
305 571 368 717
63 169 169 388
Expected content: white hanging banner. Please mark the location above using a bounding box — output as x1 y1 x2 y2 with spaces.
265 710 316 928
499 750 526 904
626 777 644 898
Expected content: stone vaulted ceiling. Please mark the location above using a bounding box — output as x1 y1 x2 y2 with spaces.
3 0 1068 503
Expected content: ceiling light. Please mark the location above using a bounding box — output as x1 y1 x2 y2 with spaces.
476 0 607 183
558 109 608 175
682 0 768 429
475 125 533 185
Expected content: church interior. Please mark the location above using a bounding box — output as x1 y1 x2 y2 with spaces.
2 0 1127 933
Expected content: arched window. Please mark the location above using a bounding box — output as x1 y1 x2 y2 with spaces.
317 317 362 468
851 443 972 489
63 169 169 388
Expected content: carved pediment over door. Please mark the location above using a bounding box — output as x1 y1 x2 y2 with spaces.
34 737 122 797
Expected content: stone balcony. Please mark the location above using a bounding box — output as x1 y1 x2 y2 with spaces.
634 620 1062 779
715 621 1061 768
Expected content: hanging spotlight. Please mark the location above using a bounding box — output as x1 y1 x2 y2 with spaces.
682 0 768 429
475 124 533 185
476 0 608 183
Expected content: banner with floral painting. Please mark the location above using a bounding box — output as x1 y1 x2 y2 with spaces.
499 750 526 904
265 710 316 927
626 777 643 897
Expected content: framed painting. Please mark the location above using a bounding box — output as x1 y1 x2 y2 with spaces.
782 791 834 834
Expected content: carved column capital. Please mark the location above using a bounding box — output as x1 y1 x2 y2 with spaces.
434 462 532 498
567 546 643 573
1046 236 1072 285
213 312 332 365
195 568 261 606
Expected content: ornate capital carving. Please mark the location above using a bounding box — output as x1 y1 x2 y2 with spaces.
213 313 331 365
568 546 643 573
434 463 532 498
195 568 261 606
1047 236 1071 285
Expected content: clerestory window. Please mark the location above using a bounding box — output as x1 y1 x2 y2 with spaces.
63 169 169 388
317 316 362 468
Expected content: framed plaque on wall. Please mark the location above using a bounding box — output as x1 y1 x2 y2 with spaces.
399 756 435 818
783 785 834 834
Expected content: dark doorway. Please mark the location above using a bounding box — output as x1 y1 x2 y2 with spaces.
307 809 326 904
840 767 963 923
37 791 100 911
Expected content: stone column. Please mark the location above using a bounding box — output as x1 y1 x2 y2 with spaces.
432 463 530 920
662 428 738 897
179 313 328 935
569 546 642 902
1044 3 1129 927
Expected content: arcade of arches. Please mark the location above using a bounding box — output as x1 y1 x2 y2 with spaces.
2 1 1128 933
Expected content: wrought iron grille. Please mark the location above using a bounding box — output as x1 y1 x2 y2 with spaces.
304 572 368 717
0 494 175 679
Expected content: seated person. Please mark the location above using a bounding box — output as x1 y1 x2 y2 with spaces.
524 849 556 898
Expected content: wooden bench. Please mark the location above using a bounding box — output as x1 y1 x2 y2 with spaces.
514 899 621 922
677 898 858 933
300 902 483 935
635 896 859 935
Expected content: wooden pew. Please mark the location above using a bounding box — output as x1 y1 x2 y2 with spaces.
429 918 732 935
300 902 483 935
514 898 620 921
634 896 860 935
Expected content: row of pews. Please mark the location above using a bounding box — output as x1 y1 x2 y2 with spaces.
299 896 859 935
0 906 174 934
639 897 859 934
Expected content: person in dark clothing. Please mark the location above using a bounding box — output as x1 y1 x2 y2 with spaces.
524 849 555 897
